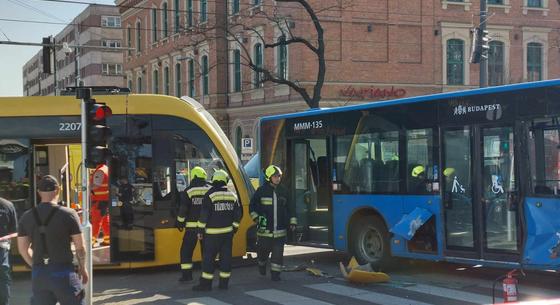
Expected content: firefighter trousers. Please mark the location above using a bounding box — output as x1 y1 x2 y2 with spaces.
201 232 233 281
91 202 110 240
180 228 201 271
257 236 286 274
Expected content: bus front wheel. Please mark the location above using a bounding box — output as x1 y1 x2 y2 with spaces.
350 216 391 268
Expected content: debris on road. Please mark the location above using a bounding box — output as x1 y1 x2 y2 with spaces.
306 267 334 278
339 257 390 284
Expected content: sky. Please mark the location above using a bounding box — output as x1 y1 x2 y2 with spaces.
0 0 116 96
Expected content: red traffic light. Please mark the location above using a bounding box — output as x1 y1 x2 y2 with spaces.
91 104 112 121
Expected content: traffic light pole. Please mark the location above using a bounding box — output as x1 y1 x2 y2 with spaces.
78 88 93 305
480 0 488 88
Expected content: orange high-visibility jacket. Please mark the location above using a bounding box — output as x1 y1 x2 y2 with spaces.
91 164 109 202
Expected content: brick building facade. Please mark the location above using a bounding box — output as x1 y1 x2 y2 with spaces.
118 0 560 159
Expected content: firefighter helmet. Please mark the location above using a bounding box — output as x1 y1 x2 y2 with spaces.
411 165 425 178
212 169 229 184
191 166 207 180
443 167 455 177
265 165 282 181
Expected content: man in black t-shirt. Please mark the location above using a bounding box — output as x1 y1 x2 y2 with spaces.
0 197 17 305
17 175 88 305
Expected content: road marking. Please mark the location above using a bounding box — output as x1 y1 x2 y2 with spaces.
246 289 334 305
176 297 232 305
306 283 434 305
103 294 170 305
401 283 500 304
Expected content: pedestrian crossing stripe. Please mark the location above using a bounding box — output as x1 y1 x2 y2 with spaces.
400 283 502 304
176 297 231 305
246 289 334 305
306 283 434 305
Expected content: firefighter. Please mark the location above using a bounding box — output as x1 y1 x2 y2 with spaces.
192 169 242 291
175 166 211 282
91 163 110 246
250 165 296 281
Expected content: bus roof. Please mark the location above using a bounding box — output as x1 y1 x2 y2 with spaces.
260 79 560 122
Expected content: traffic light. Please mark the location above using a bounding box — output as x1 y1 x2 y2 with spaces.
470 28 491 64
42 36 54 74
85 99 112 168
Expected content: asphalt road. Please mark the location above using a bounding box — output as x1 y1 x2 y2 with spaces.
12 246 560 305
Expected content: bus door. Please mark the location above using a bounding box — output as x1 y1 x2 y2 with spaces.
442 125 519 261
290 138 331 245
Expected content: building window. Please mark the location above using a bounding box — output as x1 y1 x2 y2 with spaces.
186 0 193 27
277 35 287 79
188 59 195 96
235 126 242 156
174 0 180 33
137 76 143 93
175 63 182 97
233 49 241 92
527 42 543 81
127 28 132 56
232 0 240 14
153 69 159 93
101 16 121 28
202 55 209 95
253 43 263 88
446 39 464 85
527 0 542 7
102 64 123 75
102 40 122 48
488 41 504 86
164 66 170 95
487 0 503 4
152 8 158 43
253 0 261 6
128 79 133 91
162 2 169 38
136 21 142 52
200 0 207 23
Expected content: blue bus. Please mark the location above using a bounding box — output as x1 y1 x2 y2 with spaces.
257 79 560 271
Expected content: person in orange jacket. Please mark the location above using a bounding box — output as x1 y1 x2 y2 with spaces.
91 164 110 246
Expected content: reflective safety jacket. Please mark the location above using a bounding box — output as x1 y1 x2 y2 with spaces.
177 178 211 229
91 164 109 202
250 183 296 238
198 183 242 235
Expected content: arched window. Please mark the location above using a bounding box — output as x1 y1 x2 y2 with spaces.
188 59 195 96
128 79 133 91
233 49 241 92
136 21 142 52
527 42 542 81
127 27 132 56
235 126 242 156
164 66 170 95
137 76 143 93
232 0 240 14
174 0 180 33
186 0 193 27
202 55 209 95
162 2 169 38
175 63 182 97
153 69 159 93
488 41 504 86
253 43 263 88
277 35 287 79
446 39 464 85
152 8 158 42
200 0 207 23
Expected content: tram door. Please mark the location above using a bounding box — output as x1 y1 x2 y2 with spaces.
290 138 331 246
442 125 520 261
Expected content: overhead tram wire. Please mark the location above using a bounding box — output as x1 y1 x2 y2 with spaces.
2 15 559 47
35 0 560 21
10 0 68 22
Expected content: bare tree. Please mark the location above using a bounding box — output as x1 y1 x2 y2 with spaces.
176 0 339 109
